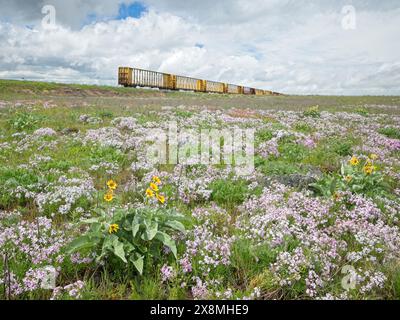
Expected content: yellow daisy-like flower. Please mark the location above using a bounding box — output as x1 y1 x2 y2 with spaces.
156 193 165 204
344 175 352 183
152 176 161 185
107 179 118 190
146 188 154 198
349 156 359 166
108 224 119 234
369 154 378 160
363 165 374 175
150 182 159 192
104 191 114 202
333 192 341 201
365 159 372 167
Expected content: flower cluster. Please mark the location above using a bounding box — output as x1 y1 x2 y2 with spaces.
0 214 69 297
145 176 166 204
236 184 400 298
104 179 118 203
51 280 85 300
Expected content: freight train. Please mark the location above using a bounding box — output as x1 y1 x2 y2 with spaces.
118 67 281 96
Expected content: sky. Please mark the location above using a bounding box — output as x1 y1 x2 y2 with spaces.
0 0 399 95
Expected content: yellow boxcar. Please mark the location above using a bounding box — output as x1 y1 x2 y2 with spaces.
206 80 224 93
176 76 197 91
118 67 133 87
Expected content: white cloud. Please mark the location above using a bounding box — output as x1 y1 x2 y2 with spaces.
0 1 399 95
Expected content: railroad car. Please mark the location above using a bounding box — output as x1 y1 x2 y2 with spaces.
118 67 281 95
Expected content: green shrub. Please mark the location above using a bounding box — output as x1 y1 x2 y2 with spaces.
175 110 194 118
293 122 314 133
256 157 303 175
309 158 391 197
304 149 340 173
378 127 400 139
329 138 353 156
303 105 320 118
355 108 369 116
278 140 308 162
97 111 114 119
255 128 273 144
7 112 45 131
67 207 186 275
210 178 248 207
0 168 39 208
89 145 127 165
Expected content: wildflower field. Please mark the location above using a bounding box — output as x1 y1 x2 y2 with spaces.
1 80 400 300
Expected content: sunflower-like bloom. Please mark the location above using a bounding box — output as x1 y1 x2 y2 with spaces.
344 175 352 183
150 182 159 192
146 188 154 198
104 191 114 202
152 176 162 185
349 156 359 166
363 165 375 175
108 224 119 234
107 179 118 190
156 193 165 204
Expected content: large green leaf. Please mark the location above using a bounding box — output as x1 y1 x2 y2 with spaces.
112 237 127 263
66 234 99 253
142 221 158 241
130 254 144 275
155 231 177 258
165 220 185 233
132 221 140 238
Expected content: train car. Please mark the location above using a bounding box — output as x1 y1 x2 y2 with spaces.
227 84 239 94
132 68 164 88
206 80 225 93
243 87 255 95
118 67 133 86
175 75 198 91
118 66 281 95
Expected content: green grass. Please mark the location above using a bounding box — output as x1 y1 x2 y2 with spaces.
378 127 400 139
1 79 400 114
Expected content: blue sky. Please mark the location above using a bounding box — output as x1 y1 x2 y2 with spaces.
83 2 147 26
0 0 399 95
117 2 147 19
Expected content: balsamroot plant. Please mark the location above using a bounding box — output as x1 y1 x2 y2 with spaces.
309 154 391 197
67 207 186 275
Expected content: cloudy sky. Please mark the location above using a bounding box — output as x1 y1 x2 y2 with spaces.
0 0 399 95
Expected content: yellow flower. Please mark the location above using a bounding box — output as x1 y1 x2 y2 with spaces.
152 176 161 185
363 165 374 175
150 182 159 192
156 193 165 204
333 192 341 201
369 154 378 160
146 188 154 198
108 224 119 234
104 191 114 202
344 175 352 183
349 156 359 166
107 179 118 190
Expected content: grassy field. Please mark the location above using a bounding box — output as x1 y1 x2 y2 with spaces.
2 79 400 114
0 79 399 300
